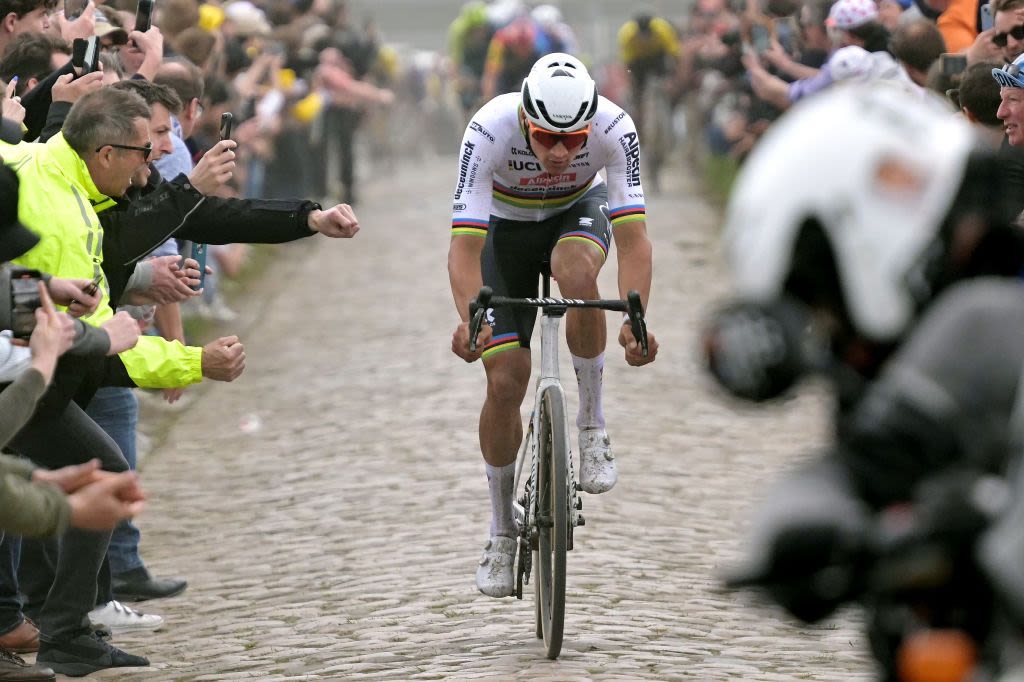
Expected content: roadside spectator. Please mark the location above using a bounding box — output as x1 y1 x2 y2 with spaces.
990 0 1024 63
961 60 1005 145
890 18 947 84
0 0 53 55
0 32 69 97
744 0 895 110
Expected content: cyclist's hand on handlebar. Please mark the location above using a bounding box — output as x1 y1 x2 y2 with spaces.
452 321 492 363
619 323 658 366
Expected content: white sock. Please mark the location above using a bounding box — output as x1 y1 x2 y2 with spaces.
486 462 516 537
572 353 606 431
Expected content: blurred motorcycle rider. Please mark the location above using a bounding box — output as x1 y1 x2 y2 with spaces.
703 81 1024 676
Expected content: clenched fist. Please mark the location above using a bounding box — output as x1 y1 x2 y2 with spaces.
201 335 245 381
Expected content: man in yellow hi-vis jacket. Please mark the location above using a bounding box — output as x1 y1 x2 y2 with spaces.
5 86 359 676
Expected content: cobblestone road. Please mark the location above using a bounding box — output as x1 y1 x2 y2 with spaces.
69 162 873 680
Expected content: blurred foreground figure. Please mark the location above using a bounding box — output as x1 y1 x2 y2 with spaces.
704 83 1024 680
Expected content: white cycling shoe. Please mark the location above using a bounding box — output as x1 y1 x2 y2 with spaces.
475 536 517 598
579 427 617 494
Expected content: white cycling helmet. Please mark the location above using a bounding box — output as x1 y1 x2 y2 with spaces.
531 4 562 27
520 52 598 132
723 83 977 342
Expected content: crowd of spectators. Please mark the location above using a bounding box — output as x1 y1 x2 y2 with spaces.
611 0 1024 203
0 0 378 676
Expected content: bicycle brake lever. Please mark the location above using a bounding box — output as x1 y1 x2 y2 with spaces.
468 286 493 353
626 291 649 358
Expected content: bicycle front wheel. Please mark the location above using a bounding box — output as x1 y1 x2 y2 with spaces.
534 384 568 659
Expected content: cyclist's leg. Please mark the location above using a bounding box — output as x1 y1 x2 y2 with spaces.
550 186 618 493
551 185 611 361
478 217 548 471
476 219 547 597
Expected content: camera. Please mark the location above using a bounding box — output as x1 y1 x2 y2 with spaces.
0 265 43 340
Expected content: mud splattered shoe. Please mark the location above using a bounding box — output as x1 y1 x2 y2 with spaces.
579 428 617 494
475 536 516 598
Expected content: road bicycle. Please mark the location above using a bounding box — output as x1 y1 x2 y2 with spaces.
468 275 649 659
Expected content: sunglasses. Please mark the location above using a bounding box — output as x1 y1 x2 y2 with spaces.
994 24 1024 47
528 121 590 152
96 141 153 160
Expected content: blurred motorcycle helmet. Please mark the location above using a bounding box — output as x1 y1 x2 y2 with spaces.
721 83 1022 348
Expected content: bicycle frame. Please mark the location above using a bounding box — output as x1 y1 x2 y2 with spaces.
511 311 581 550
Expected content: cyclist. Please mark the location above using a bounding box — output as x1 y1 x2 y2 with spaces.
448 53 659 598
447 1 494 118
617 12 681 134
481 16 543 101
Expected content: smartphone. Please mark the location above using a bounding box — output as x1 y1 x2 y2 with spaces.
134 0 154 33
219 111 233 140
751 24 771 54
83 273 102 297
71 37 87 70
940 53 968 76
72 36 100 74
981 2 994 31
64 0 88 21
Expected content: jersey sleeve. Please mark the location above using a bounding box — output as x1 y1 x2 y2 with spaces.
450 110 499 238
600 110 647 231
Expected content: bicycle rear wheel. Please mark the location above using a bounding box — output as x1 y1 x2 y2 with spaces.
534 384 568 659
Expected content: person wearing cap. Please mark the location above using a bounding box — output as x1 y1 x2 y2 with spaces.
93 9 127 49
743 0 894 109
993 52 1024 148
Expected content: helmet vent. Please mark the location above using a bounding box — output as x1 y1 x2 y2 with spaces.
551 68 572 77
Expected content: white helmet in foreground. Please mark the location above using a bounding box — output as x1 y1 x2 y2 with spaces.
723 84 977 343
520 52 598 133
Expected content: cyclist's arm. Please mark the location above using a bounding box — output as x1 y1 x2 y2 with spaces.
613 221 653 313
481 39 504 101
449 236 486 322
653 18 681 58
617 22 636 65
600 108 653 312
448 111 499 320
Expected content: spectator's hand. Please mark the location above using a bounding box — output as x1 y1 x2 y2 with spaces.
201 335 245 381
162 387 184 403
47 276 99 315
101 311 141 355
451 320 491 363
188 140 237 195
308 204 359 238
762 38 789 69
966 29 1001 65
52 72 104 104
122 26 164 77
147 254 202 303
58 1 95 42
28 283 76 382
3 78 25 125
66 471 146 530
619 322 658 366
742 49 766 75
32 458 100 493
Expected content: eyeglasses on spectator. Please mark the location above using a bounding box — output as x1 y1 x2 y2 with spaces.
95 142 153 160
993 24 1024 47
